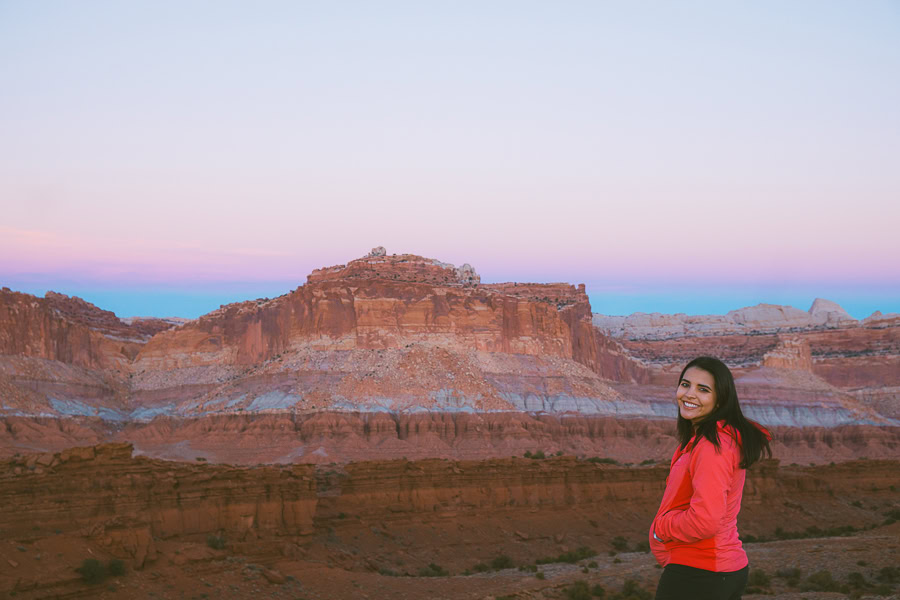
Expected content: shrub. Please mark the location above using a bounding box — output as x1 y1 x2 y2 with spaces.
108 559 126 576
565 580 592 600
76 558 107 584
877 566 899 583
491 555 514 570
748 568 771 587
634 540 650 553
586 457 618 465
611 536 628 551
801 570 844 593
775 567 802 587
591 583 606 597
536 571 545 579
847 572 867 589
616 578 653 600
417 563 448 577
470 562 490 573
536 546 597 565
206 534 226 550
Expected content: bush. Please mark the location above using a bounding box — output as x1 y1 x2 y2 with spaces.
611 536 628 551
565 581 592 600
801 570 845 593
417 563 448 577
613 579 652 600
108 559 126 576
491 555 514 570
772 524 859 541
586 457 618 465
847 572 867 589
536 571 545 579
877 566 900 583
206 534 226 550
748 568 771 587
536 546 597 565
591 583 606 597
76 558 106 584
775 567 802 587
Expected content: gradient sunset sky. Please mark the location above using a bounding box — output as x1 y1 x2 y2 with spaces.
2 1 898 319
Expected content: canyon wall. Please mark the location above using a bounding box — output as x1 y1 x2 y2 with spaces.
2 413 898 466
1 251 897 464
2 443 898 597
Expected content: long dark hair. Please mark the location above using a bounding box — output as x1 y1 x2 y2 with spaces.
676 356 772 469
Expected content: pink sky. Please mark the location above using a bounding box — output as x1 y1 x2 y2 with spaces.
2 2 898 318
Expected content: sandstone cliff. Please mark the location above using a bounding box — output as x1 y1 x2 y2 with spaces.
2 443 897 598
1 251 897 464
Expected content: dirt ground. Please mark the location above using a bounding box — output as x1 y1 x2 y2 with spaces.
3 521 898 599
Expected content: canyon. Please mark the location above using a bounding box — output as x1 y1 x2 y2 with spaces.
1 249 898 598
1 250 897 464
1 443 898 599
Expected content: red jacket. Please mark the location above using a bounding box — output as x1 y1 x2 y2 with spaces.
649 422 748 572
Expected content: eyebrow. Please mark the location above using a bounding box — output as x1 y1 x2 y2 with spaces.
680 378 712 389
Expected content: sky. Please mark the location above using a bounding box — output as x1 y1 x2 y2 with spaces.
2 1 899 319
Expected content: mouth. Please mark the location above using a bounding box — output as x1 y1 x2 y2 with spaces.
681 400 699 409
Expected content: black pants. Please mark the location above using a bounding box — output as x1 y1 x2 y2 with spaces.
655 563 749 600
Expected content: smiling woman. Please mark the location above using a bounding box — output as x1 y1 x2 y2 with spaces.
676 366 717 423
649 356 772 600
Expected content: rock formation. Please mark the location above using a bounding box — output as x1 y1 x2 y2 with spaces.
0 251 897 465
1 443 897 598
591 299 878 340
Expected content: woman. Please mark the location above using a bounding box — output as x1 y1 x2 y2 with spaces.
649 356 771 600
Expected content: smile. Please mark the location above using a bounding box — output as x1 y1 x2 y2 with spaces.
682 401 699 408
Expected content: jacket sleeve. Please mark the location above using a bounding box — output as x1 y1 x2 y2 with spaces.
653 436 736 543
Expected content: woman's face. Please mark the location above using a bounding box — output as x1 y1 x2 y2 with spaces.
676 366 717 424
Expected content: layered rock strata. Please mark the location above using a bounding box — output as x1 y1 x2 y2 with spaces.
2 413 897 465
1 252 897 464
1 443 898 598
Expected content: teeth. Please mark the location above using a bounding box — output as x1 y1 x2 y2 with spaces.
683 401 699 408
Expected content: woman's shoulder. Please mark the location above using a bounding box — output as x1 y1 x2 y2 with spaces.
693 422 740 453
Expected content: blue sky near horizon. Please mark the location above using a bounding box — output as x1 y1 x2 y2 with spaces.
2 1 898 320
4 276 897 321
